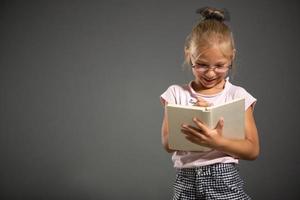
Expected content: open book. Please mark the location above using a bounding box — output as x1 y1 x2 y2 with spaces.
166 98 245 151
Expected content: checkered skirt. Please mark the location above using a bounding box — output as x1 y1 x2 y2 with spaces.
173 163 251 200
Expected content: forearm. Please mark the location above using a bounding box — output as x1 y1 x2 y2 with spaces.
162 131 175 153
215 106 259 160
216 138 259 160
161 108 175 153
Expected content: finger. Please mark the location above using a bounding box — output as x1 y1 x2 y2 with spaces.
188 125 202 132
215 117 224 132
181 123 202 132
195 101 210 107
181 125 205 139
185 135 204 145
192 117 210 133
182 129 205 142
195 100 210 107
195 97 212 107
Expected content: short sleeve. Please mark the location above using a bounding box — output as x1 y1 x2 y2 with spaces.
160 85 177 106
235 87 257 110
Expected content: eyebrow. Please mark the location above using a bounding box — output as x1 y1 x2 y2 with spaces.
191 54 229 64
195 60 228 65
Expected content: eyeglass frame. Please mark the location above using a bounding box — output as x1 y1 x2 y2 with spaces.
190 56 232 73
189 53 232 73
191 63 232 73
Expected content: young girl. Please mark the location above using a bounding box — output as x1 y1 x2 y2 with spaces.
160 7 259 200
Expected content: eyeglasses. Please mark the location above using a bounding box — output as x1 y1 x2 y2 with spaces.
191 63 231 73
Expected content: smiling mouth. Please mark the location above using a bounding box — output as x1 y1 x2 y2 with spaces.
202 77 217 83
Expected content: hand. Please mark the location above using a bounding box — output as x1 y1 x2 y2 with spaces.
194 97 213 107
181 117 224 149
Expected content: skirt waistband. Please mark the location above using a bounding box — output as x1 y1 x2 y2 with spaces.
176 163 238 176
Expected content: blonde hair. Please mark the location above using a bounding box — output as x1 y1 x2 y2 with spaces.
184 7 236 72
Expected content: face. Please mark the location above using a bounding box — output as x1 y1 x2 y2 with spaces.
190 46 232 90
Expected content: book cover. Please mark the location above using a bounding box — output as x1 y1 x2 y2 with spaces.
166 98 245 151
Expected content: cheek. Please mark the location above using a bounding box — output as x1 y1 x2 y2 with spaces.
213 74 227 81
219 72 228 79
192 69 198 77
214 72 226 77
192 71 206 80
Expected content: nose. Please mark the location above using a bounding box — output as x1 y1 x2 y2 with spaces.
204 69 216 78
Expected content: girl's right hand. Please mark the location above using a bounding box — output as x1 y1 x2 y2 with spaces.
194 97 212 107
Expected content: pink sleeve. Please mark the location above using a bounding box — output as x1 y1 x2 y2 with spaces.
236 88 257 110
160 85 177 106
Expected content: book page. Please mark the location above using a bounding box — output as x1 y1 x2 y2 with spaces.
209 98 245 140
167 105 211 151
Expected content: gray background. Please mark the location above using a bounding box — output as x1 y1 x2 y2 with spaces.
1 0 300 199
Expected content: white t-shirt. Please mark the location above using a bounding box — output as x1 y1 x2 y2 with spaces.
160 77 257 168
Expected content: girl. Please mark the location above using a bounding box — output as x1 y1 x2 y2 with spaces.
160 7 259 200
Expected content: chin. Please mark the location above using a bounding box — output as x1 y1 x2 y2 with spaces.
199 78 220 88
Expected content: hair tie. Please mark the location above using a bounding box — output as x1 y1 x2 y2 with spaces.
196 7 230 22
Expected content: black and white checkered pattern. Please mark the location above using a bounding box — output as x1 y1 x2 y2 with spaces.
173 163 251 200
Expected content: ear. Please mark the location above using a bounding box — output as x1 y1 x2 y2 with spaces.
184 47 192 66
231 48 236 62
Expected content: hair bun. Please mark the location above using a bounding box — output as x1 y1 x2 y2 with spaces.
196 7 230 22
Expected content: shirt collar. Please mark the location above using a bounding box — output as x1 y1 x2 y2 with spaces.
188 77 230 98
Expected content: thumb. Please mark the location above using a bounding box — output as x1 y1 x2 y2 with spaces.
215 117 224 132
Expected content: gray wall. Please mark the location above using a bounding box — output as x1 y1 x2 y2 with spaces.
1 0 300 199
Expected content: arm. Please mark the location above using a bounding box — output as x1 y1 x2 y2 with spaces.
181 105 260 160
161 104 175 153
216 106 260 160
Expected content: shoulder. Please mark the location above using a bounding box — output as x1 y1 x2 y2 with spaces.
227 84 249 98
165 84 189 94
226 82 257 110
160 83 190 105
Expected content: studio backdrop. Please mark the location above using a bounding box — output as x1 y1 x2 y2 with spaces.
1 1 300 199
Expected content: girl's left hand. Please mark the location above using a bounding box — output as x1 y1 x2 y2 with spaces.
181 117 224 149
